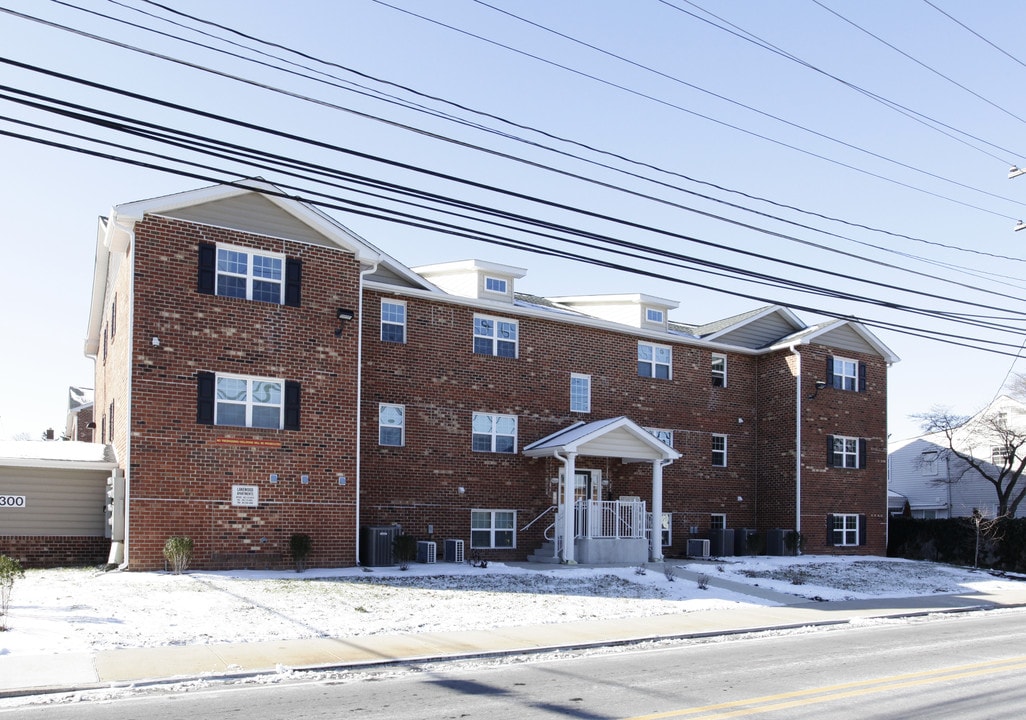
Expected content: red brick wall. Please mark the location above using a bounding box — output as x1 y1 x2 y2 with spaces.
120 216 362 570
360 291 760 559
755 346 888 555
0 536 109 568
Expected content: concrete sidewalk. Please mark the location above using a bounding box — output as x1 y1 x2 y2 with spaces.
3 567 1026 699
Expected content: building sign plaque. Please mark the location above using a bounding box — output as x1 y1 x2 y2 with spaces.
0 495 26 508
231 485 259 507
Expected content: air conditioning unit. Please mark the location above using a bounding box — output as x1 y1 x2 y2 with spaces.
360 525 398 567
416 540 437 564
687 538 710 558
444 538 465 563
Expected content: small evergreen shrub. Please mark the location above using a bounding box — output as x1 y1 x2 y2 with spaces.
163 536 194 575
393 534 417 570
0 555 25 631
290 533 313 573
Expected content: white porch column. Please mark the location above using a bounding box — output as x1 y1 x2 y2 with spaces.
650 459 665 561
562 452 577 564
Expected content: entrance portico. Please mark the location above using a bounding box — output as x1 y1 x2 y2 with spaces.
523 416 681 564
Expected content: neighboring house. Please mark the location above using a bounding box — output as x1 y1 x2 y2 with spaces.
65 386 95 443
0 440 118 566
888 395 1026 519
85 181 898 570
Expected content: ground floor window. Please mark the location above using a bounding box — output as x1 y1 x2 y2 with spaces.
646 512 672 547
471 509 516 549
710 513 726 530
831 513 860 546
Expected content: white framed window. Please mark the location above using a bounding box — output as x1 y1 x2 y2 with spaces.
215 373 283 429
484 276 507 294
832 513 859 546
647 427 673 448
570 373 591 413
638 342 672 379
471 509 516 549
710 513 726 530
645 307 664 323
711 353 727 387
831 435 861 469
381 300 406 343
473 315 518 358
712 434 727 467
992 446 1013 465
830 356 859 391
378 403 405 446
472 412 517 453
646 512 672 547
921 451 938 476
216 244 284 303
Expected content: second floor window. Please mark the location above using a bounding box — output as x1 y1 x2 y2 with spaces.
381 300 406 343
474 316 518 358
638 342 672 379
198 242 301 306
472 412 517 453
712 434 727 466
570 373 591 413
197 371 301 431
379 403 405 446
828 435 865 469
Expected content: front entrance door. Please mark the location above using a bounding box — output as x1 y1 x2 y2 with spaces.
557 470 600 505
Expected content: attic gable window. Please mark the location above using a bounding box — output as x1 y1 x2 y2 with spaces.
198 242 301 306
484 276 508 294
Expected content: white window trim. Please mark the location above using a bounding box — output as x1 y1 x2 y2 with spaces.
484 276 508 294
711 353 727 388
710 513 727 530
832 356 858 391
833 513 859 546
473 314 519 358
920 451 938 476
570 373 591 413
380 299 407 343
216 243 285 304
638 341 672 380
378 403 405 446
712 433 727 467
215 372 284 429
647 427 673 448
645 307 664 323
833 435 860 469
471 509 516 549
472 412 518 453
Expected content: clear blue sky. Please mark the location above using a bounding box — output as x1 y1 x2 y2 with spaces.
2 0 1026 441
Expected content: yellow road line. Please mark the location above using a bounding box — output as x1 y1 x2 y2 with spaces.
628 655 1026 720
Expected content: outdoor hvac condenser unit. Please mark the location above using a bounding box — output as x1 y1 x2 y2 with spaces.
444 539 465 563
360 525 398 567
416 540 437 564
686 538 710 558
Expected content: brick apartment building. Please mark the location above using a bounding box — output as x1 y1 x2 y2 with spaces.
85 181 898 570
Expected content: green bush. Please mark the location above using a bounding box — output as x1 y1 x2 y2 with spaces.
393 534 417 570
0 554 25 631
163 536 194 574
290 533 313 573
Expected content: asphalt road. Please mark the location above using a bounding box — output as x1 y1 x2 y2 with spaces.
6 609 1026 719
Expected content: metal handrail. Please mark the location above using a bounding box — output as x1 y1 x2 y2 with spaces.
520 505 557 532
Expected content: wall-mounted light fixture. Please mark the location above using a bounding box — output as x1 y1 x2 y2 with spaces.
808 380 827 400
457 486 466 495
151 336 160 347
334 308 355 337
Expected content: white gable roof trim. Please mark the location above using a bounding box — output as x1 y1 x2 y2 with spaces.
523 416 681 461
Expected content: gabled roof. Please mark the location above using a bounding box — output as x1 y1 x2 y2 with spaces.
523 417 681 461
771 318 899 363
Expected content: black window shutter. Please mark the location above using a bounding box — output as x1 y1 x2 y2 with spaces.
858 438 868 469
826 356 835 388
858 362 867 392
198 243 216 295
284 381 301 430
858 514 868 546
197 371 215 424
826 514 835 545
284 258 302 307
826 435 835 467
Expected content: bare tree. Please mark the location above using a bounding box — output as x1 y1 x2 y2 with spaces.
914 406 1026 519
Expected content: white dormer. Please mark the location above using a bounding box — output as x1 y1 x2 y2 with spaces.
547 294 679 330
412 260 527 303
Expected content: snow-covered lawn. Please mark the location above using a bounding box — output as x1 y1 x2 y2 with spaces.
0 556 1018 658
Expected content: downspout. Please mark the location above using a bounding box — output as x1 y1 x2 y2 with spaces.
552 450 577 564
650 458 673 562
118 220 136 569
354 261 379 565
790 345 802 542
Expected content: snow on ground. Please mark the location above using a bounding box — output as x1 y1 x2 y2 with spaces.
0 556 1018 658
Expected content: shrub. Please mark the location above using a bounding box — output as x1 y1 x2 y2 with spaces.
0 555 25 631
696 573 710 590
163 536 194 575
393 534 417 570
290 533 313 573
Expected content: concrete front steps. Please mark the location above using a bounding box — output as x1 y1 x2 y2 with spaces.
526 542 560 563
